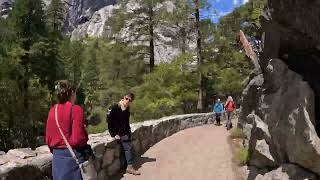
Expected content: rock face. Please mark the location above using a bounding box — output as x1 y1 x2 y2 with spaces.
255 164 318 180
0 0 13 18
0 113 213 180
1 0 193 63
66 0 193 63
240 0 320 179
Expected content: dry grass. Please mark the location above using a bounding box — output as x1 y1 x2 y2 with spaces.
230 128 246 139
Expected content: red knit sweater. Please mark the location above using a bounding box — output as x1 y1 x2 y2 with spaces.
46 101 88 151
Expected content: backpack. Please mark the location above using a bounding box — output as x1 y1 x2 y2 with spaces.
225 101 235 112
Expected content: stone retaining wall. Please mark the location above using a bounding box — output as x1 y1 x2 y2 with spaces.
0 113 213 180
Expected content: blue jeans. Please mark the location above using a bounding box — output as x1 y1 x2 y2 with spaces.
52 149 86 180
120 135 134 165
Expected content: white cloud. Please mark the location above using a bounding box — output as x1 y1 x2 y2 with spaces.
233 0 239 5
242 0 249 4
219 10 232 16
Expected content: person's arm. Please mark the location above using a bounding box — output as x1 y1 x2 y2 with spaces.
70 106 88 147
224 101 229 109
108 107 117 137
126 112 132 136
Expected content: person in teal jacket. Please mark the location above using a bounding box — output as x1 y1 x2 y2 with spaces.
213 98 224 125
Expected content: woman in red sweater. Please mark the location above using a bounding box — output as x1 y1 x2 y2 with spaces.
46 80 88 180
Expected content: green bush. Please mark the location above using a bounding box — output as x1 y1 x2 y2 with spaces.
87 106 107 134
230 128 245 139
131 53 198 122
235 147 250 166
87 120 107 134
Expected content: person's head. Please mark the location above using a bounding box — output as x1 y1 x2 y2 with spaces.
121 92 135 108
217 98 221 103
56 80 76 104
227 96 233 102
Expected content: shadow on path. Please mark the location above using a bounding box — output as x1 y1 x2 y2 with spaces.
111 156 156 180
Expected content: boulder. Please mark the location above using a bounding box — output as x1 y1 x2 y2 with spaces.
102 148 115 167
91 142 106 159
34 145 50 155
28 154 52 171
249 139 276 169
107 158 120 176
7 148 36 159
255 164 317 180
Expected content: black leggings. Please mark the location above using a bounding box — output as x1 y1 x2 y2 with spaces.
216 113 221 124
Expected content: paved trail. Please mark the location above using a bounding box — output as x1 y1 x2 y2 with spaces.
118 124 238 180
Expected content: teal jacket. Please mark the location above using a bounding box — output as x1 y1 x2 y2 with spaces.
213 103 224 113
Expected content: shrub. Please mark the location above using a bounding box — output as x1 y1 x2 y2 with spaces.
230 128 245 139
235 147 250 166
87 107 107 134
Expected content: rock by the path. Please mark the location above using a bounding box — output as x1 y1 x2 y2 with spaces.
255 164 317 180
250 139 276 169
241 59 320 175
7 148 36 159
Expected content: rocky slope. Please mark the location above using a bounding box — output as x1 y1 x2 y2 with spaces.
240 0 320 179
0 0 13 18
0 0 193 63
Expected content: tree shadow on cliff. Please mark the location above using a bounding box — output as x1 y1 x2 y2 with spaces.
112 156 156 179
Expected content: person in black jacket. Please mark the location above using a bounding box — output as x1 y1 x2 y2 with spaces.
107 93 140 175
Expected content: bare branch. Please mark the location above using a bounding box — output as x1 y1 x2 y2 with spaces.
239 30 261 71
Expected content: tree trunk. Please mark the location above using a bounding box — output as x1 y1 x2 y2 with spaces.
195 0 204 112
148 5 155 72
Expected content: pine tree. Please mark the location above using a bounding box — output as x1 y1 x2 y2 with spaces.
47 0 64 38
59 39 86 106
108 0 167 72
82 40 100 109
6 0 50 148
45 0 65 92
10 0 47 108
193 0 205 112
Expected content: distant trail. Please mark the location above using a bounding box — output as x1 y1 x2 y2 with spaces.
118 124 238 180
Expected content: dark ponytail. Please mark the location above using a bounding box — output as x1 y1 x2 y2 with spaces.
56 80 76 104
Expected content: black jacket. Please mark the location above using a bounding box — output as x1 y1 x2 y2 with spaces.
107 104 131 137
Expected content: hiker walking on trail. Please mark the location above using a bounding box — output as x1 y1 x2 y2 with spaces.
213 98 224 126
107 93 141 175
46 80 93 180
225 96 236 130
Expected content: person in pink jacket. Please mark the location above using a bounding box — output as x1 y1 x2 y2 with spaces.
225 96 236 130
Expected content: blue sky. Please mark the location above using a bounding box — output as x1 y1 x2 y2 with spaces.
203 0 249 23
